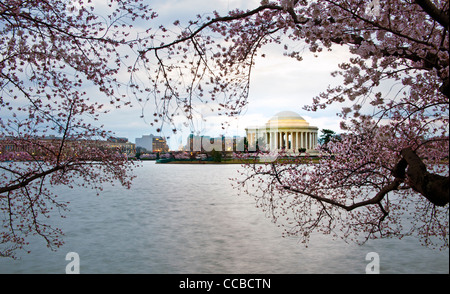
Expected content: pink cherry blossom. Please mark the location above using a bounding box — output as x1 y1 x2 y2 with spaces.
136 0 448 249
1 0 152 258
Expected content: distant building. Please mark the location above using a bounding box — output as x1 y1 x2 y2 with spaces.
246 111 318 154
0 136 136 159
135 134 154 151
107 137 128 143
135 134 169 152
184 134 244 152
102 138 136 155
152 136 169 153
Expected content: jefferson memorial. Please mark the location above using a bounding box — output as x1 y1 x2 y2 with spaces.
245 111 319 154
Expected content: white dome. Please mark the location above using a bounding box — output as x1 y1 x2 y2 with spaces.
266 111 309 128
270 111 305 121
246 110 319 154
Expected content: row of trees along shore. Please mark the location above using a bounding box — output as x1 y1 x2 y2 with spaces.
0 0 448 258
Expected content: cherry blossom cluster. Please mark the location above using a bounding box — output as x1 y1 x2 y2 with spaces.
0 0 151 258
160 0 448 248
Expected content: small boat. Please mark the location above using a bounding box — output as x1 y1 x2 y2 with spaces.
156 158 172 163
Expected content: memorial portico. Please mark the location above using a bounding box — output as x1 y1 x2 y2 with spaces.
246 111 319 154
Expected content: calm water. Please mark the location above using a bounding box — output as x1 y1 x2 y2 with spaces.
0 161 448 274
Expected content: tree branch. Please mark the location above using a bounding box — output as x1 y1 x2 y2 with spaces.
415 0 449 28
139 4 284 55
0 165 65 195
400 147 449 206
271 163 400 212
282 179 402 211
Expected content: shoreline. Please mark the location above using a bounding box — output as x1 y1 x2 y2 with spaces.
155 159 253 164
154 157 322 164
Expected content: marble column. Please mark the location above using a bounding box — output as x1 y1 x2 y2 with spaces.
293 131 297 152
289 132 292 151
276 132 280 150
300 131 303 149
308 132 312 149
306 132 310 149
309 132 312 149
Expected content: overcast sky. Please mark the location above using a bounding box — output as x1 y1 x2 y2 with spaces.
91 0 353 149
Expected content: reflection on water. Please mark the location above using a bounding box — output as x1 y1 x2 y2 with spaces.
0 161 448 273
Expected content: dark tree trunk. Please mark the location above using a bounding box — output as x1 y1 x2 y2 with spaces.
400 148 449 207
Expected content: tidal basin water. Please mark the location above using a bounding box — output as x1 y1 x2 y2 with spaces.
1 161 448 274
